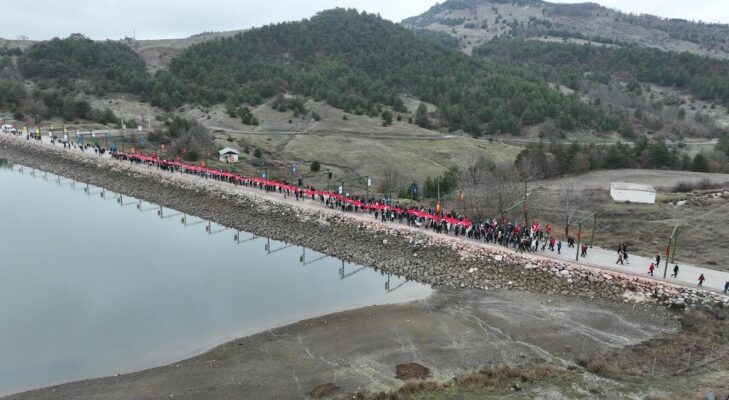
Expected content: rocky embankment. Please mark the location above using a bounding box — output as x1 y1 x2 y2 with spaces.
1 135 727 308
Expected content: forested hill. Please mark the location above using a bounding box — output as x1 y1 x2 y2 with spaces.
17 34 149 95
151 8 622 136
474 39 729 105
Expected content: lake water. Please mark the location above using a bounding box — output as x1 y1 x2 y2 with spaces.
0 160 431 396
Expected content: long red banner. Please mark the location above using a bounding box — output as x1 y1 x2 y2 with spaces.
117 152 471 227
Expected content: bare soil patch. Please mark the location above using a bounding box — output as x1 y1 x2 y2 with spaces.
309 383 340 398
396 363 430 381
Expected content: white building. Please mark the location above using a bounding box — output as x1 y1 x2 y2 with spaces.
610 182 656 204
218 148 240 163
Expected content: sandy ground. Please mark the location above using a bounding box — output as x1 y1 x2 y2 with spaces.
2 289 676 400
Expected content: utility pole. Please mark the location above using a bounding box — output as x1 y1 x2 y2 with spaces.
523 180 528 226
498 191 503 223
590 213 597 248
574 212 597 261
663 224 679 279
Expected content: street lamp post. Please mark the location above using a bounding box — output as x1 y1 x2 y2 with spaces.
388 182 417 205
438 189 464 216
339 176 370 199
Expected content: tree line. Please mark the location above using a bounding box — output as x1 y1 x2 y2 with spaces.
0 79 120 126
149 9 622 136
474 38 729 105
513 138 728 179
17 34 148 96
11 12 628 137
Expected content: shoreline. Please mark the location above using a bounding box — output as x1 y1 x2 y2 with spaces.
1 135 726 305
4 289 677 400
2 293 433 398
0 134 725 398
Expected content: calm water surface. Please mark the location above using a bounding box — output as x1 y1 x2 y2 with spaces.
0 161 431 396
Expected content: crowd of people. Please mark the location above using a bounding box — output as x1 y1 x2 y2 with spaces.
111 151 595 264
5 128 729 293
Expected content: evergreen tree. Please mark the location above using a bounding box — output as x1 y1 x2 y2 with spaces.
415 103 431 129
381 110 393 126
690 153 710 172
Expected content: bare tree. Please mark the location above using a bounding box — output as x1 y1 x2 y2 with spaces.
378 166 401 195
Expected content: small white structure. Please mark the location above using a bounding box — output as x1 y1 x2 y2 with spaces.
218 147 240 163
610 182 656 204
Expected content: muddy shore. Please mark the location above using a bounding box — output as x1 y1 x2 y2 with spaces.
4 289 676 400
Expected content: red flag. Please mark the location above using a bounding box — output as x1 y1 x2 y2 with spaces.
665 245 670 256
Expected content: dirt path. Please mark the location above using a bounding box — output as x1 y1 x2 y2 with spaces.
205 125 459 141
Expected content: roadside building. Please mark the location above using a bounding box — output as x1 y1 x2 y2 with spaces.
218 148 240 163
610 182 656 204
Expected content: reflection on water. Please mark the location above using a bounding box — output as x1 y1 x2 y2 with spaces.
0 161 431 396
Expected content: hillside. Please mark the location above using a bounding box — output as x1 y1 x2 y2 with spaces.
3 5 728 183
17 34 148 95
402 0 729 58
151 8 622 137
474 38 729 139
127 30 247 73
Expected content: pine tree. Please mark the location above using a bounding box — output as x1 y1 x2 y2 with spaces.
415 103 430 129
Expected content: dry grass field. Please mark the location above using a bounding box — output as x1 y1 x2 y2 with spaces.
529 170 729 271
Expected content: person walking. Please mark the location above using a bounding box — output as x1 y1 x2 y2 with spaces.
656 254 661 267
671 264 679 278
557 240 562 255
623 250 629 265
724 281 729 294
698 274 705 287
648 263 655 276
616 251 624 265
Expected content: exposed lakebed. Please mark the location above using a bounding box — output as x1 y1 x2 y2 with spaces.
0 161 431 396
